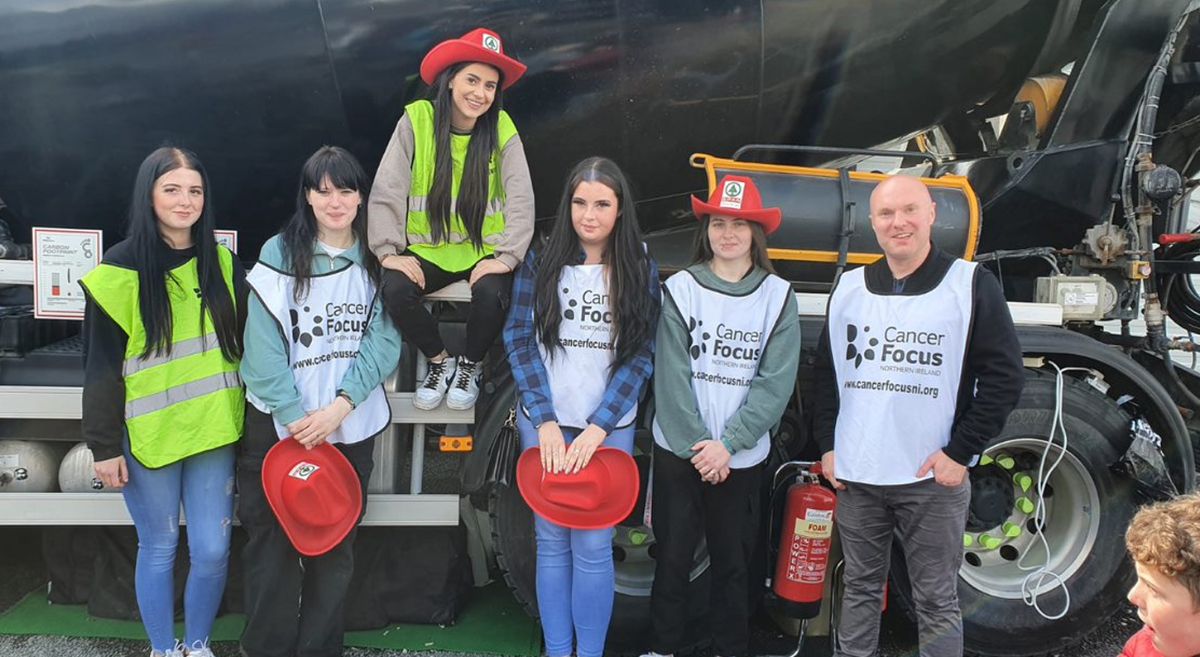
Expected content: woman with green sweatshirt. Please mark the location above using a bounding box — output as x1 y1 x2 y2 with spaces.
643 175 801 657
237 146 402 657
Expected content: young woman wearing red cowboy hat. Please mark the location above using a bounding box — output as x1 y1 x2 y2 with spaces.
368 27 534 412
642 175 801 657
503 156 661 657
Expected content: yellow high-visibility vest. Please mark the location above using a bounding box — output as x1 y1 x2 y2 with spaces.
405 99 518 272
80 247 243 468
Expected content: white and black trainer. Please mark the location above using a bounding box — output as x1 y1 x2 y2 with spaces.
445 357 481 410
413 356 456 410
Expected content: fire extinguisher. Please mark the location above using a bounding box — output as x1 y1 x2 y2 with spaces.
772 461 837 620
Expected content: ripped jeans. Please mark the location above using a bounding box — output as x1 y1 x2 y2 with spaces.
122 441 236 652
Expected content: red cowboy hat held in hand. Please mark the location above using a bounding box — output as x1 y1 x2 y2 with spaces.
691 174 783 235
262 439 363 557
517 447 640 530
420 28 528 90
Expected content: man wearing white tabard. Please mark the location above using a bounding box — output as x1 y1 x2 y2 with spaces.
813 176 1024 657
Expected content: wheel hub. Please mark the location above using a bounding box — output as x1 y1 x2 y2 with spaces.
966 463 1016 532
959 439 1101 599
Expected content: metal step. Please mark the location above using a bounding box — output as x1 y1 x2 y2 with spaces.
389 393 474 424
0 492 458 526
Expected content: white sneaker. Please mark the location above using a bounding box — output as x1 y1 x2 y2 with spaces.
184 640 215 657
150 641 185 657
445 357 481 410
414 356 456 410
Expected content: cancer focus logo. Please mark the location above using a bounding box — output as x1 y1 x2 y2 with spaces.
845 323 878 368
289 306 325 347
561 287 612 323
687 316 710 360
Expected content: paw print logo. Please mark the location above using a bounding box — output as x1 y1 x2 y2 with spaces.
562 287 577 320
289 306 325 347
686 316 710 360
845 323 877 368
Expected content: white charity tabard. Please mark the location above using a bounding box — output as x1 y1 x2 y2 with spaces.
828 259 975 485
536 263 636 431
652 270 793 469
246 261 390 445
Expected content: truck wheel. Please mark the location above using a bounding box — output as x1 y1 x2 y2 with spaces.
489 438 713 656
889 371 1135 657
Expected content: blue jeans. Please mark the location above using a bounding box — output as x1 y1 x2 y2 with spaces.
517 410 635 657
122 441 236 652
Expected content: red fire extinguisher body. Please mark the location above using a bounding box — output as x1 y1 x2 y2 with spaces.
774 481 837 610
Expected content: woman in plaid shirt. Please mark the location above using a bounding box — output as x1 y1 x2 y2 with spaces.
503 156 661 657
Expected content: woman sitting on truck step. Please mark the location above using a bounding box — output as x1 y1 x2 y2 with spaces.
238 146 401 657
80 146 246 657
642 175 800 657
504 156 660 657
369 27 534 411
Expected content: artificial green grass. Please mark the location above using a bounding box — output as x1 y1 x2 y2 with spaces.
0 583 540 656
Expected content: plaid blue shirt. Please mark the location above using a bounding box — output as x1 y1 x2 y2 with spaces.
503 247 661 433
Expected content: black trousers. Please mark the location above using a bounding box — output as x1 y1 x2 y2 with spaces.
237 405 376 657
378 252 512 362
649 445 763 657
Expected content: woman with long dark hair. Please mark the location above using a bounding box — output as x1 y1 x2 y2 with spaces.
238 146 401 657
504 157 660 657
642 175 800 657
369 27 534 412
81 146 245 657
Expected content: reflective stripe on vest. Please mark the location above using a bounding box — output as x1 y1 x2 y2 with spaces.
126 371 243 419
80 247 244 468
122 332 218 377
405 99 518 272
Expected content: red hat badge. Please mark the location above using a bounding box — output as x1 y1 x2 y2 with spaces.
691 174 782 235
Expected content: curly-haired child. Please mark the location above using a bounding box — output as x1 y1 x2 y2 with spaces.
1121 491 1200 657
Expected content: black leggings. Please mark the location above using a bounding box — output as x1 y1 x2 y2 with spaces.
379 252 512 362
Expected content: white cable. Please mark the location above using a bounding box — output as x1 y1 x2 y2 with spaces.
1014 361 1090 620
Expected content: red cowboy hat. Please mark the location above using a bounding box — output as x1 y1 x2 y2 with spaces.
420 28 528 90
516 447 639 530
262 439 363 557
691 174 782 234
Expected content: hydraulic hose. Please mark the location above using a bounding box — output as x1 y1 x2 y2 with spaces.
1157 238 1200 333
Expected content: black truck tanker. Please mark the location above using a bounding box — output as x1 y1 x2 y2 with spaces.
3 0 1200 655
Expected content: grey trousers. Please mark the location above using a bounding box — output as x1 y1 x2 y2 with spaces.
834 478 971 657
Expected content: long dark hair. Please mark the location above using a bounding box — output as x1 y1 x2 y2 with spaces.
126 147 240 361
280 146 377 302
427 62 505 249
690 215 777 275
534 157 658 370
